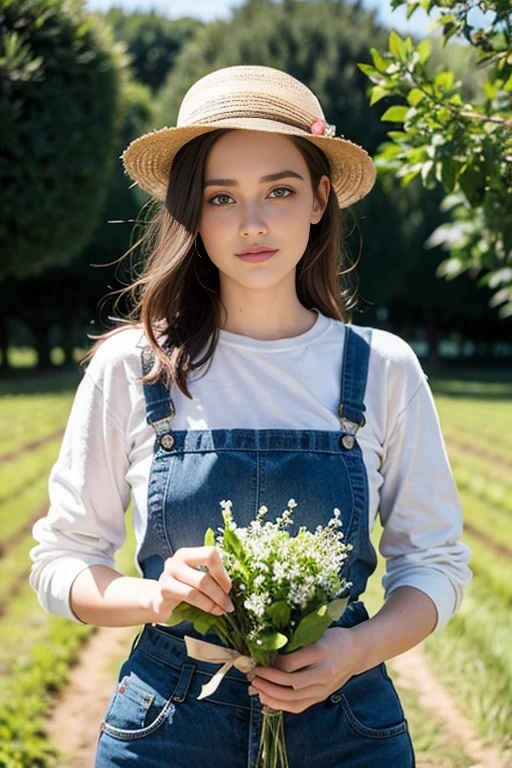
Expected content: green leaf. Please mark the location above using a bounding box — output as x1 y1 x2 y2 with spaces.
483 81 498 100
285 604 333 652
389 30 406 61
223 527 246 561
434 71 454 91
441 157 457 192
326 597 350 622
459 162 487 206
193 613 218 636
407 88 425 106
406 2 420 19
401 167 422 185
204 527 215 547
246 641 271 667
443 22 459 43
416 38 432 64
379 143 404 159
370 47 390 74
421 159 437 189
267 601 292 629
381 105 409 122
255 631 289 651
167 601 206 626
370 85 388 106
357 62 377 77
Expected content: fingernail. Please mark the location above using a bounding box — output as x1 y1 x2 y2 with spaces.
248 685 258 696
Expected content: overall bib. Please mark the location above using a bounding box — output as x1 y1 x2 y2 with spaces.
95 324 415 767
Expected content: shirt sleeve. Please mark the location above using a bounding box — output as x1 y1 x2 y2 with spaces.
377 358 473 632
29 369 131 624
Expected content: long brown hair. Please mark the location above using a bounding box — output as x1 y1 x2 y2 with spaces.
81 129 360 398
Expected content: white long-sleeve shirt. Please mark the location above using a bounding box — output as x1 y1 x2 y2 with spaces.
29 310 473 631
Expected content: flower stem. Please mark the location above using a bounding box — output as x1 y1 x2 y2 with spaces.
255 707 289 768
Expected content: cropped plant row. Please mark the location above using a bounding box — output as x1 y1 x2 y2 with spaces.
423 391 512 760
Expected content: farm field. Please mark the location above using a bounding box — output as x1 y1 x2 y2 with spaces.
0 359 510 767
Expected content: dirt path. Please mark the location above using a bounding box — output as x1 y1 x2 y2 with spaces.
44 625 136 767
45 626 509 767
390 643 508 768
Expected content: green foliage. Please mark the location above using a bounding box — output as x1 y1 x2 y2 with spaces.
285 597 348 652
104 8 203 92
0 0 124 280
0 601 93 767
0 71 154 369
358 2 512 316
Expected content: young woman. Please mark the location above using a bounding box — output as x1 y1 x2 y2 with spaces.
29 65 473 766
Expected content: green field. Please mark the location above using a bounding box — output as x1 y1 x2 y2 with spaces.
0 359 510 766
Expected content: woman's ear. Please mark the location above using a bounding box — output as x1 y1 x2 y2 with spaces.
311 175 330 224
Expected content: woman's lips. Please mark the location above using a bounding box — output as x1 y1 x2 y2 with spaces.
236 250 278 263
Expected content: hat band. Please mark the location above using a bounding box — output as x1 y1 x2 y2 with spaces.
181 94 319 134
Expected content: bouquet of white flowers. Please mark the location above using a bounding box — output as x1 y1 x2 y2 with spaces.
167 499 353 768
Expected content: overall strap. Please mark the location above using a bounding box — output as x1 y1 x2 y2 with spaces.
140 346 176 451
338 325 372 450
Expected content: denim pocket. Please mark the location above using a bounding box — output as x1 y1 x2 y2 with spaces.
330 661 408 739
100 654 182 741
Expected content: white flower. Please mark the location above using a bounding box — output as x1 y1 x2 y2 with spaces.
244 593 268 618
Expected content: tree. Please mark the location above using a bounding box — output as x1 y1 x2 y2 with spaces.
358 0 512 317
0 0 124 280
0 79 155 371
104 7 204 92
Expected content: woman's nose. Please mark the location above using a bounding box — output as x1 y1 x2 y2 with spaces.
239 204 268 238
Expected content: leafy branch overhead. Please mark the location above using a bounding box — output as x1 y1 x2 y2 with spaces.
358 0 512 317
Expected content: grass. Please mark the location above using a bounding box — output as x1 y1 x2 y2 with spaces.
423 371 512 762
0 503 137 768
0 400 72 458
361 525 476 766
449 454 512 516
424 582 512 759
0 437 64 510
458 487 512 551
460 528 512 605
2 347 88 370
0 470 57 544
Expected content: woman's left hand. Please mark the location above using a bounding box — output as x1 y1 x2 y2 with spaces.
251 627 366 713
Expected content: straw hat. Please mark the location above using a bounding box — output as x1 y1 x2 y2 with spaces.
121 65 377 209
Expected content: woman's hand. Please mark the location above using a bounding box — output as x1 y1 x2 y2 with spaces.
251 627 365 713
149 546 235 623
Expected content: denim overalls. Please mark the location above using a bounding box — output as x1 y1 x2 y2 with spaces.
95 324 415 767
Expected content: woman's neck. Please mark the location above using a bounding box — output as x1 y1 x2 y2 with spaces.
218 302 318 341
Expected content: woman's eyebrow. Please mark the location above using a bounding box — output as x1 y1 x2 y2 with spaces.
203 170 304 188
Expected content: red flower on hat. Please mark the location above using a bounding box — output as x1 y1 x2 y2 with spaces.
310 118 326 135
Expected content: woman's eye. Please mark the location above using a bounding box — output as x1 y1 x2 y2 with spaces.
269 187 293 199
209 193 233 206
208 187 293 206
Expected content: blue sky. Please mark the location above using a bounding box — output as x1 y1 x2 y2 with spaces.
85 0 447 37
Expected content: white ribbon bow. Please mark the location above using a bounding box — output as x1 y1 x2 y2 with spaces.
184 635 257 700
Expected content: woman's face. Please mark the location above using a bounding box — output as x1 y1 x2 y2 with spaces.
198 130 330 299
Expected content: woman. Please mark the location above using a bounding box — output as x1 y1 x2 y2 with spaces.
29 65 473 767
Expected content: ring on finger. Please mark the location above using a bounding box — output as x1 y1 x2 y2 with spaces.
195 564 210 574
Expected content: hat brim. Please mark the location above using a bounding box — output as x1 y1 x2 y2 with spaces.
121 119 376 209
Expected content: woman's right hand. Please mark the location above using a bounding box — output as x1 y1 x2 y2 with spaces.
149 546 235 624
